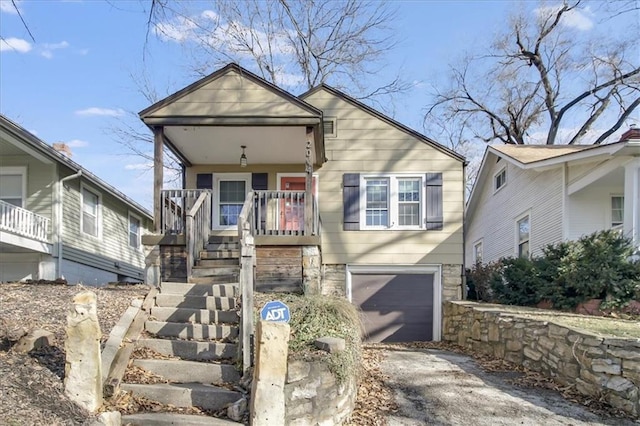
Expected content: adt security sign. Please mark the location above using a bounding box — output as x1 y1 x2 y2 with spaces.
260 300 291 323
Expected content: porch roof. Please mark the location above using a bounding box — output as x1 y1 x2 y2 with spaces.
139 64 326 167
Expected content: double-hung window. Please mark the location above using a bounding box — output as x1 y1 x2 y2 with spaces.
473 240 483 264
219 180 246 226
517 214 530 258
82 186 100 237
611 196 624 228
494 167 506 192
361 175 425 230
0 167 26 208
129 214 141 249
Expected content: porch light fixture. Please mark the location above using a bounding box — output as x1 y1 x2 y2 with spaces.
240 145 248 167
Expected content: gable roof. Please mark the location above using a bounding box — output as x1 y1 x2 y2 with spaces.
466 140 639 223
300 84 466 163
139 63 323 120
0 114 153 220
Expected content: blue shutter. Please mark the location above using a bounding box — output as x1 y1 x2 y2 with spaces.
343 173 360 231
196 174 212 189
426 173 443 231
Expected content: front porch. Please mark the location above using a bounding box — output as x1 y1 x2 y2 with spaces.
0 199 52 254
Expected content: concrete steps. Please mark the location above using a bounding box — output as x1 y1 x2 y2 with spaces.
122 412 241 425
145 320 238 340
150 307 239 324
132 359 240 385
121 383 241 411
121 237 245 422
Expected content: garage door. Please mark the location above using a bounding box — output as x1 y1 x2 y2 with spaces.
352 273 434 342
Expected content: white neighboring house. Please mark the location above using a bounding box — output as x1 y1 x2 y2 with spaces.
465 127 640 266
0 114 153 284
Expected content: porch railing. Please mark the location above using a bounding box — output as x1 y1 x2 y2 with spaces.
185 191 212 279
160 189 207 234
237 191 255 374
253 190 320 236
0 200 50 242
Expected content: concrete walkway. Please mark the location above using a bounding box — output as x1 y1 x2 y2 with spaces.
379 347 638 426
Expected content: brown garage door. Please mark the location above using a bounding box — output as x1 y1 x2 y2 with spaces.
352 274 434 342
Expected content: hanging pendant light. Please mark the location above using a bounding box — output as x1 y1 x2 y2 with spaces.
240 145 248 167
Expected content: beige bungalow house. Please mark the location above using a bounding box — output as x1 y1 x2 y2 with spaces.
141 63 466 342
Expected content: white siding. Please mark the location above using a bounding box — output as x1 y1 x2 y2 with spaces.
567 180 623 241
465 156 564 265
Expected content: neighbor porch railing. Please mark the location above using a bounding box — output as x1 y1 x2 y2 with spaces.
0 200 50 242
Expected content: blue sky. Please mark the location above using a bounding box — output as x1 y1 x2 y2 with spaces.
0 0 620 210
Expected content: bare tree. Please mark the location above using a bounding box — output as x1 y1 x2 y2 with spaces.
425 0 640 146
147 0 408 109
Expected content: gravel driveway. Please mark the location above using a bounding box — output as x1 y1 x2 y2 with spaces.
380 346 638 426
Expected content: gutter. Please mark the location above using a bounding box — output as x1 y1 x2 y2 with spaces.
56 170 82 279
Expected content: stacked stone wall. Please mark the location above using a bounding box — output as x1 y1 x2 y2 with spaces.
285 360 357 425
443 301 640 417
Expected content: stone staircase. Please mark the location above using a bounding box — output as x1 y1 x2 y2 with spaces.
121 237 246 425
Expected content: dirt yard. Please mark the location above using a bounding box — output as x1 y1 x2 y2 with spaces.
1 283 638 425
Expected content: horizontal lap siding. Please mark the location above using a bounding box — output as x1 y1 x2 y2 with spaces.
152 72 317 118
305 90 464 266
61 171 150 273
465 158 563 265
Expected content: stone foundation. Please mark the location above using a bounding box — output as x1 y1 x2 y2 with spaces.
321 264 346 296
443 301 640 417
285 360 357 425
302 246 321 295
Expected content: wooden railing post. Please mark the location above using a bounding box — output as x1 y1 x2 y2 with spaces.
238 192 256 374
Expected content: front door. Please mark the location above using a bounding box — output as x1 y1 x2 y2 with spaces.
279 175 316 231
213 174 250 230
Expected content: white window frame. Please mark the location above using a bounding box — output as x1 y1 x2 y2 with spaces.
515 211 531 258
80 184 102 239
473 239 483 264
323 117 338 138
0 166 27 208
212 173 251 230
494 167 507 193
610 195 624 228
128 212 142 250
359 173 426 230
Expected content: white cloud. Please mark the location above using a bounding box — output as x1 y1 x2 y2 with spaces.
0 0 21 14
75 107 125 117
40 40 70 59
65 139 89 148
0 37 32 53
535 5 594 31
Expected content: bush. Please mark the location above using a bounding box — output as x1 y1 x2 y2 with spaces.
489 257 542 306
466 261 501 302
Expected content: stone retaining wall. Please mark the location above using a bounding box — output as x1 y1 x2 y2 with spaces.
285 360 357 425
443 301 640 417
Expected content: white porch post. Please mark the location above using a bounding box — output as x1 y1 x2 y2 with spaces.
153 126 164 233
623 159 640 246
304 127 313 236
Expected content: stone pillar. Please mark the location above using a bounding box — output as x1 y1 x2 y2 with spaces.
250 320 290 425
144 243 161 287
64 291 103 412
302 245 321 295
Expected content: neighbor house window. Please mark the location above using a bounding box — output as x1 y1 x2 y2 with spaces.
0 167 26 207
611 196 624 228
129 214 141 249
494 167 506 192
473 240 483 264
517 214 530 258
81 187 100 237
219 180 246 226
361 174 425 229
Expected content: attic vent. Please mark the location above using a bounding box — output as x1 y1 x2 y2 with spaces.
323 118 337 138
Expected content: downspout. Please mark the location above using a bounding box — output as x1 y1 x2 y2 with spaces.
461 161 468 300
57 170 82 279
